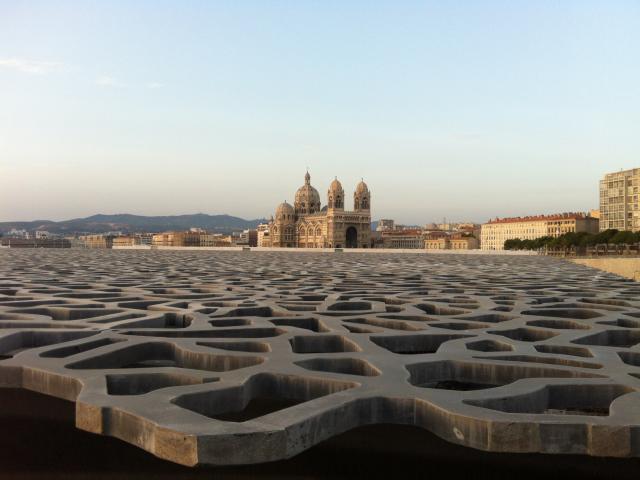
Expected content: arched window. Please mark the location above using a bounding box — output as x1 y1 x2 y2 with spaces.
285 226 294 241
315 227 322 237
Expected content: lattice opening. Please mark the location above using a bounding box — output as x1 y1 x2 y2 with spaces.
526 319 590 330
172 373 356 422
522 309 602 320
295 357 381 376
289 335 362 353
371 334 470 354
67 342 264 372
270 317 329 332
106 372 216 395
489 328 558 342
466 384 632 416
407 360 602 391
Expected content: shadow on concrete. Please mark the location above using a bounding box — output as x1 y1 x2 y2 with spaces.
1 388 639 480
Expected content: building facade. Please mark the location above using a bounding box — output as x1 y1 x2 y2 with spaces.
381 230 423 249
424 234 479 250
78 235 114 249
376 219 395 232
151 231 201 247
269 172 371 248
256 224 270 247
481 213 599 250
599 168 640 231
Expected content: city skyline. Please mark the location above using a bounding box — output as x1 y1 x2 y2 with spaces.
2 1 639 224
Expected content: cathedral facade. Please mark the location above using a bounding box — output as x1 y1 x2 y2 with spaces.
269 172 371 248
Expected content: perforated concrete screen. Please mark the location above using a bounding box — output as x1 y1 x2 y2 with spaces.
1 249 640 466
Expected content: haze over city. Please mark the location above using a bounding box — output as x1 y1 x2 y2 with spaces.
1 1 639 224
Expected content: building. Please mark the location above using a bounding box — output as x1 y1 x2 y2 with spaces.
599 168 640 231
450 235 479 250
112 234 154 247
78 235 114 249
7 229 29 239
0 238 71 248
425 237 450 250
113 236 136 247
151 231 201 247
235 229 258 247
376 219 395 232
269 172 371 248
424 233 479 250
381 229 423 249
198 233 231 247
481 212 599 250
257 224 270 247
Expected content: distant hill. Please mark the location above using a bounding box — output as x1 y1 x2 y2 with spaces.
0 213 267 235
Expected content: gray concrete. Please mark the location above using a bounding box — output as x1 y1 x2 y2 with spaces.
0 249 639 466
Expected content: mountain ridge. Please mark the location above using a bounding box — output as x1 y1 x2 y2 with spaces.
0 213 268 235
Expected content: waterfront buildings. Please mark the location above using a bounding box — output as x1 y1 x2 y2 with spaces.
599 168 640 231
151 231 201 247
78 235 114 249
424 234 479 250
481 212 599 250
380 229 423 249
269 172 371 248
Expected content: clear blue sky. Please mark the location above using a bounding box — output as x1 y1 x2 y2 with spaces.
1 1 638 224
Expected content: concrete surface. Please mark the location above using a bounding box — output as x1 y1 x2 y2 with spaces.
1 249 640 466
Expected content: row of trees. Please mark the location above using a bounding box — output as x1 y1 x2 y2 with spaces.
504 229 640 251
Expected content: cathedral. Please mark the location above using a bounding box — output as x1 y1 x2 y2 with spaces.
269 172 371 248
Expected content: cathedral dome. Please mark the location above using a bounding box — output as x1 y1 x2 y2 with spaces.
294 171 321 214
355 180 369 194
275 201 294 221
329 177 343 192
327 177 345 210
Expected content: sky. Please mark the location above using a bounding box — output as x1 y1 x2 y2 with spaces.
1 1 639 224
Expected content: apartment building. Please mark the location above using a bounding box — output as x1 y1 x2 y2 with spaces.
481 213 599 250
599 168 640 231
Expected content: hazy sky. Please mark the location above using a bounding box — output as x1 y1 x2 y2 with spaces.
1 1 639 224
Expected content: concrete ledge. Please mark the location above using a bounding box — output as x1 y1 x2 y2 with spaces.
112 246 537 255
572 258 640 281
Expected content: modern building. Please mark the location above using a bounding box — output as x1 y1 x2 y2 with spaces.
481 212 599 250
269 172 371 248
599 168 640 231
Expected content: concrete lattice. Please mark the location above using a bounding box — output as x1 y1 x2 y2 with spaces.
1 249 640 465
